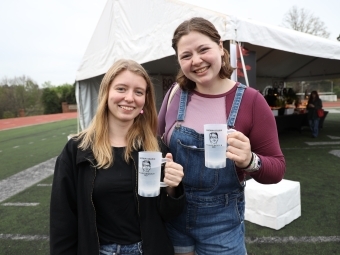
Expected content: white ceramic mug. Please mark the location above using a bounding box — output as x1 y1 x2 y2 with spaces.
138 151 170 197
204 124 228 169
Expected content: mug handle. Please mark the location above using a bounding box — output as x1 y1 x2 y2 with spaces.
160 182 168 187
226 128 237 151
160 158 171 187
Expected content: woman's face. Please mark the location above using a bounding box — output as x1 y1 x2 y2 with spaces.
176 31 224 88
107 70 147 124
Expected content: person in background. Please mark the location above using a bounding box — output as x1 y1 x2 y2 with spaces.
307 90 323 138
158 17 286 255
264 88 277 107
50 59 185 255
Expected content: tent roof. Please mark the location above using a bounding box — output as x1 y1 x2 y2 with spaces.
76 0 340 82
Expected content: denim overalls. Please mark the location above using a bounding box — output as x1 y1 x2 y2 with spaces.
166 84 247 255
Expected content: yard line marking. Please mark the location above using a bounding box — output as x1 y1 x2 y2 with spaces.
245 236 340 244
0 157 56 203
0 234 49 240
37 184 52 186
329 150 340 158
1 235 338 243
13 146 19 148
305 141 340 146
328 135 340 140
2 203 39 206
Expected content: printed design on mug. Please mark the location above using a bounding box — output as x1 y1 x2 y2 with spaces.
209 132 218 145
142 160 151 172
206 130 222 148
139 157 155 177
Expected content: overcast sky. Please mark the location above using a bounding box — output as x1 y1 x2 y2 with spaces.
0 0 338 86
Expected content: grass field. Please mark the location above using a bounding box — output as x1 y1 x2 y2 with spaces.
0 115 339 254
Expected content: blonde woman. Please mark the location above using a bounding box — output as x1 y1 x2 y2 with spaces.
50 59 185 255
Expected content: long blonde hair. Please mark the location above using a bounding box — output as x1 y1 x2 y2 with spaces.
77 59 159 168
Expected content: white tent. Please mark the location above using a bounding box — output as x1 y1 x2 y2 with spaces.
75 0 340 130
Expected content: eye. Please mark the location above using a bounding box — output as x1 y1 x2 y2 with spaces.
116 87 126 92
179 53 191 60
135 90 145 96
200 47 209 53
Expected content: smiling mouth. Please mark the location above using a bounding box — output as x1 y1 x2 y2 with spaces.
119 106 135 111
194 66 209 73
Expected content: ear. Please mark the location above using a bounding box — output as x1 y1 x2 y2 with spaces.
219 41 224 56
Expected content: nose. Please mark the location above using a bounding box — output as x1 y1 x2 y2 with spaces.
124 91 134 102
192 53 202 66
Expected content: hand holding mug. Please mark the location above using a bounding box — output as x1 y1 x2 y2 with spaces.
163 153 184 188
226 130 252 169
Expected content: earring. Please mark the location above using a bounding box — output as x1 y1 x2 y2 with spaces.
140 109 144 114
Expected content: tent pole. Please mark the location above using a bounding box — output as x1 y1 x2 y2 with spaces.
238 42 249 87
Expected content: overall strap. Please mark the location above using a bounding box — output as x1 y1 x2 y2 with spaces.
177 90 189 121
227 83 247 128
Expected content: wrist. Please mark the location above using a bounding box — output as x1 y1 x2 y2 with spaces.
240 152 262 172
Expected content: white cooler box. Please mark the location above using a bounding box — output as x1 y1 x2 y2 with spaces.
245 179 301 230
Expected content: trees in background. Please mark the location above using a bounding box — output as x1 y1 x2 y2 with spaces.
41 83 76 114
282 6 330 38
0 76 42 118
0 76 76 119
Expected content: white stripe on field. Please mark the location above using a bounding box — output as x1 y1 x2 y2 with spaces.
2 203 39 206
328 135 340 140
305 141 340 146
329 150 340 158
0 157 56 203
245 236 340 244
37 184 52 186
0 234 49 240
0 234 338 243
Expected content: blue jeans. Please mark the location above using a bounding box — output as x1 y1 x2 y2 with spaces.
309 118 319 137
167 191 246 254
99 241 143 255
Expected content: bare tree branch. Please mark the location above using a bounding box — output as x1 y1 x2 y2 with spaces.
282 6 330 38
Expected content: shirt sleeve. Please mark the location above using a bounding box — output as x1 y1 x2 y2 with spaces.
238 90 286 184
50 146 78 255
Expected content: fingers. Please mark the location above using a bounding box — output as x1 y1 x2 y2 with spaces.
165 153 173 161
226 131 252 168
163 154 184 187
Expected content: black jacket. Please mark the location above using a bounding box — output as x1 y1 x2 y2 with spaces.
50 138 185 255
307 98 323 120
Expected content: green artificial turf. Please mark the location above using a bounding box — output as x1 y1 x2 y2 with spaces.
0 119 77 180
245 112 340 254
0 114 339 255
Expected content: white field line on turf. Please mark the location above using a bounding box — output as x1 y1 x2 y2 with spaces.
37 184 52 186
305 141 340 146
329 150 340 157
0 157 56 203
0 234 339 243
0 234 49 240
245 236 340 244
2 203 39 206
